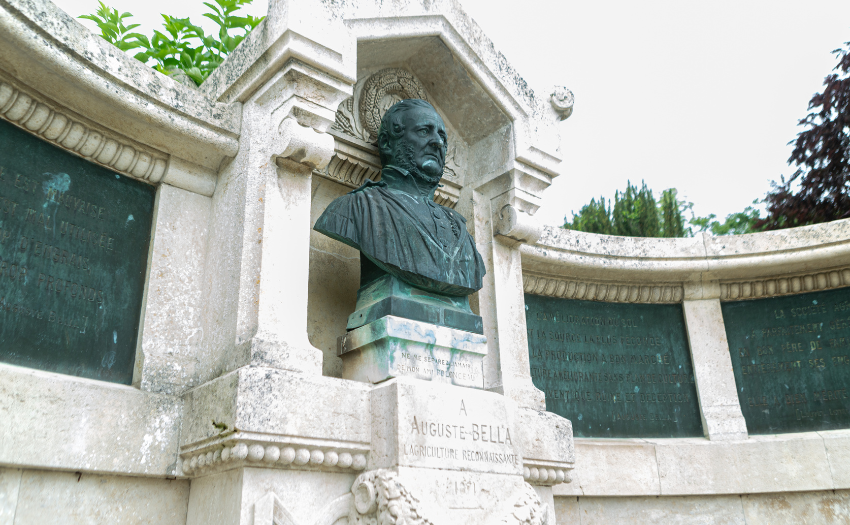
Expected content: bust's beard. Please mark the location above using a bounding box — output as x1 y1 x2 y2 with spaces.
395 141 443 187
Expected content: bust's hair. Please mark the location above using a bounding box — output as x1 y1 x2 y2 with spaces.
377 99 445 165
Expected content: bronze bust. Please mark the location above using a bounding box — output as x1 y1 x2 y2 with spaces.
314 99 486 298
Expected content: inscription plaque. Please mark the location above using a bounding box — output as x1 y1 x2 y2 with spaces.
525 294 702 438
723 287 850 434
0 119 155 384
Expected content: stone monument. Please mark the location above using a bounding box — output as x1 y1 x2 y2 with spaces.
0 0 572 523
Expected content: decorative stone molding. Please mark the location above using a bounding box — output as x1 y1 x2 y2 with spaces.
522 460 572 486
720 268 850 302
277 117 335 170
350 470 433 525
314 152 381 188
254 492 353 525
0 79 167 184
550 86 574 121
523 273 684 304
180 435 369 477
502 482 553 525
494 204 544 246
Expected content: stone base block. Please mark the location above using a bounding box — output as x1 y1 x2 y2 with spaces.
369 377 522 476
339 316 486 388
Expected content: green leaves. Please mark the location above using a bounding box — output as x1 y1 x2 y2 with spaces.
79 1 145 52
562 183 760 238
79 0 264 86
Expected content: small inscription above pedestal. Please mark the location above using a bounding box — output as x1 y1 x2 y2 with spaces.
525 294 703 438
339 315 486 389
723 287 850 434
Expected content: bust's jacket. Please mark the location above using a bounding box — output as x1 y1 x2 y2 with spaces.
314 181 486 297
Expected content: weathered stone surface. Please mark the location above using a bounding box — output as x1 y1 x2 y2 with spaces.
181 367 371 449
186 468 356 525
655 433 833 495
742 489 850 524
556 490 850 525
136 184 211 395
0 364 181 476
340 315 487 388
0 468 22 525
558 440 661 496
559 494 746 525
12 470 189 525
308 176 361 378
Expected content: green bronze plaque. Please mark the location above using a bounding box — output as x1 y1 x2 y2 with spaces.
525 294 702 438
722 287 850 434
0 119 155 384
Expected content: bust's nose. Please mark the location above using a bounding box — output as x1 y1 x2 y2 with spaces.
427 132 444 149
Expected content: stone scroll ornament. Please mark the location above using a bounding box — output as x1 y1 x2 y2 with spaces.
315 98 485 297
349 470 552 525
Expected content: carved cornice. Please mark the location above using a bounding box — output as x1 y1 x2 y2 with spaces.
720 267 850 302
314 152 380 188
523 273 684 304
0 78 167 184
179 433 369 477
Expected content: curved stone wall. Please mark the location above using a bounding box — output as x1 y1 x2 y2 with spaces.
522 222 850 519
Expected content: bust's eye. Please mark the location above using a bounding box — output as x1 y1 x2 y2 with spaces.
418 129 428 136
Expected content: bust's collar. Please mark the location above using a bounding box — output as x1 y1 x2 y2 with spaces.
381 165 440 203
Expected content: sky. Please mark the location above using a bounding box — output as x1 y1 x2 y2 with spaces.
53 0 850 227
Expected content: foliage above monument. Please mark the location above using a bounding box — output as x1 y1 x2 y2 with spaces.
564 181 688 237
80 0 263 86
563 182 764 238
759 40 850 230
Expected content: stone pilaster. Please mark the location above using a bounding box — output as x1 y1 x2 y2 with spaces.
683 280 749 441
467 166 549 411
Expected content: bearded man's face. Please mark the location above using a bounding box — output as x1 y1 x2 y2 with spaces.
390 106 447 185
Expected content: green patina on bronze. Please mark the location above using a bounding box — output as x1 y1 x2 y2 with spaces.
348 271 482 334
722 287 850 434
314 99 485 332
0 119 155 385
525 294 703 438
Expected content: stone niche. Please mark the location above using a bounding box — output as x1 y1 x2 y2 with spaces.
307 43 511 379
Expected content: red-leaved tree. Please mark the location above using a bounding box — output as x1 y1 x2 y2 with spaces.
759 40 850 230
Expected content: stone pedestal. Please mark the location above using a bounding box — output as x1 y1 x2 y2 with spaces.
352 377 554 525
338 316 487 389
